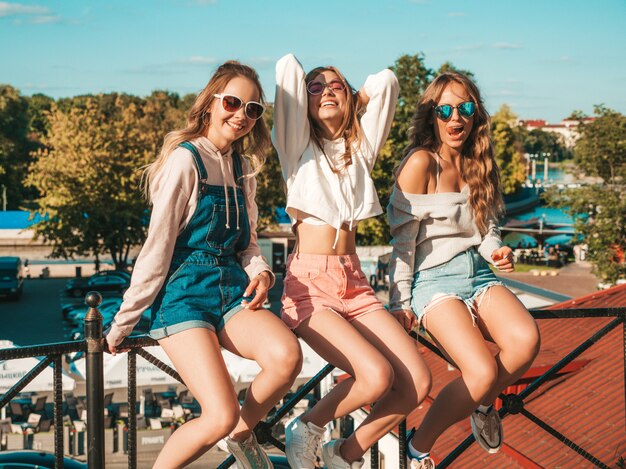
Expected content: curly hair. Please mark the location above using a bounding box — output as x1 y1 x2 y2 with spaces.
406 72 504 234
143 61 270 201
304 66 365 173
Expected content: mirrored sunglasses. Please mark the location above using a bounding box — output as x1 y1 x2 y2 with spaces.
213 94 265 120
434 101 476 120
306 80 346 96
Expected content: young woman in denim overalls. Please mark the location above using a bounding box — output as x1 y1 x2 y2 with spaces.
106 62 301 469
387 73 541 467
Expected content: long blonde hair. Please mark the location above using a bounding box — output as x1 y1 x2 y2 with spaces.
305 66 364 172
406 72 503 234
143 61 270 201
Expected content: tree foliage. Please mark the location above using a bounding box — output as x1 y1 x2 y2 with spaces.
573 105 626 184
0 85 36 209
26 93 185 269
544 106 626 283
491 106 527 195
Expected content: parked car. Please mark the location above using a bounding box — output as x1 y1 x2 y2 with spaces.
0 256 24 300
0 450 86 468
65 270 130 298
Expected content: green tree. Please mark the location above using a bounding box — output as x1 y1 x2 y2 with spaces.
26 94 153 270
573 105 626 184
522 128 569 162
0 85 36 209
544 106 626 283
492 106 527 195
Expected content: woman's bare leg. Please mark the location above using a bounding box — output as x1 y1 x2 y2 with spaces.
219 307 303 441
153 328 239 469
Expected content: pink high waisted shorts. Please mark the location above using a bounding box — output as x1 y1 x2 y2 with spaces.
280 253 385 330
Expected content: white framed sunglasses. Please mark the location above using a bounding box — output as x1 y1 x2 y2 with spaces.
213 94 266 120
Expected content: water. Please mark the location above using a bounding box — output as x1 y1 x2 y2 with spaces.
505 203 575 248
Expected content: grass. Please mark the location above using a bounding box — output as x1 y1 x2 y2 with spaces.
490 263 558 274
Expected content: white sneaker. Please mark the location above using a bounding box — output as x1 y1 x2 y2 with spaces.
285 417 324 469
225 433 273 469
470 406 503 454
409 455 436 469
321 439 364 469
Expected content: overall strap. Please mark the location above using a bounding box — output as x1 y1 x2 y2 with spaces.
179 141 208 181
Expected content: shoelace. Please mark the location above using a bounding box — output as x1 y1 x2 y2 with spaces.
304 432 321 461
241 438 264 467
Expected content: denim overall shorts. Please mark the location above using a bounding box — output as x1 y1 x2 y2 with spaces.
149 142 252 339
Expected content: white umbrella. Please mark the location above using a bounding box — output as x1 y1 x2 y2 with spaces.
0 356 75 393
72 346 180 389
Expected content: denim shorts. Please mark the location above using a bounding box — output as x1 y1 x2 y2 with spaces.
149 251 252 340
410 248 502 326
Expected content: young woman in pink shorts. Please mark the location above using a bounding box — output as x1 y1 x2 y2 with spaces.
272 53 432 469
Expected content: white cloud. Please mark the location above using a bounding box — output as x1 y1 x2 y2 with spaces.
492 42 523 50
0 2 49 17
30 14 62 24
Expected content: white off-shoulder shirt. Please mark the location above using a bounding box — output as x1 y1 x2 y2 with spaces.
107 136 273 347
387 185 503 312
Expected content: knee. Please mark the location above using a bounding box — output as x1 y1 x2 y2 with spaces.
263 338 303 382
198 402 240 441
505 322 541 365
357 359 394 403
463 359 498 401
395 369 432 411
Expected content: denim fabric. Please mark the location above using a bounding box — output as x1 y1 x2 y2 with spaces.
410 248 502 324
149 142 252 340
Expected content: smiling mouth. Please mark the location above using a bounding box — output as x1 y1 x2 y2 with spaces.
321 101 337 108
227 121 244 131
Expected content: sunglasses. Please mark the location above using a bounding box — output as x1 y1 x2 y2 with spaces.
306 80 346 96
213 94 265 120
434 101 476 120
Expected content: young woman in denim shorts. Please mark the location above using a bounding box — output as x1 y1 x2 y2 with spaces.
106 62 301 469
387 72 541 467
273 53 432 469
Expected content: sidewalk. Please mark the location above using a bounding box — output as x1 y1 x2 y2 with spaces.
497 261 599 298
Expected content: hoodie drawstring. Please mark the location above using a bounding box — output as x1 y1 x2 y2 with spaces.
216 152 240 230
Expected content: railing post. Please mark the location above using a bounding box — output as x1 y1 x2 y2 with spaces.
84 291 105 469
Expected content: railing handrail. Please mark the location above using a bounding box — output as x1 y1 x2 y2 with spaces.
0 304 624 468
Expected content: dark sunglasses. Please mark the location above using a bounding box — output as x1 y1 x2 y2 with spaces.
213 94 265 120
306 80 346 96
434 101 476 120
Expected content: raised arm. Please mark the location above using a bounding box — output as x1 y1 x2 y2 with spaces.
359 68 399 170
271 53 311 181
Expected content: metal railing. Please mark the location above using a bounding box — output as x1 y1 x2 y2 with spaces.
0 291 624 468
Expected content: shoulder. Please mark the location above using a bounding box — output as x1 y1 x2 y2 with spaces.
396 148 436 194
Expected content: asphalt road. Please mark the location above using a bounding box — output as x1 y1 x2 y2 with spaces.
0 275 287 347
0 278 74 346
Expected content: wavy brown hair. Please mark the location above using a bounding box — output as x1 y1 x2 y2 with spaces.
143 61 270 201
406 72 504 234
305 66 364 172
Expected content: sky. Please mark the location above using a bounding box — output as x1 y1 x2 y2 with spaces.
1 0 625 123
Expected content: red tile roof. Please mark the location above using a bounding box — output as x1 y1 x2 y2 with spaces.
403 283 626 467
